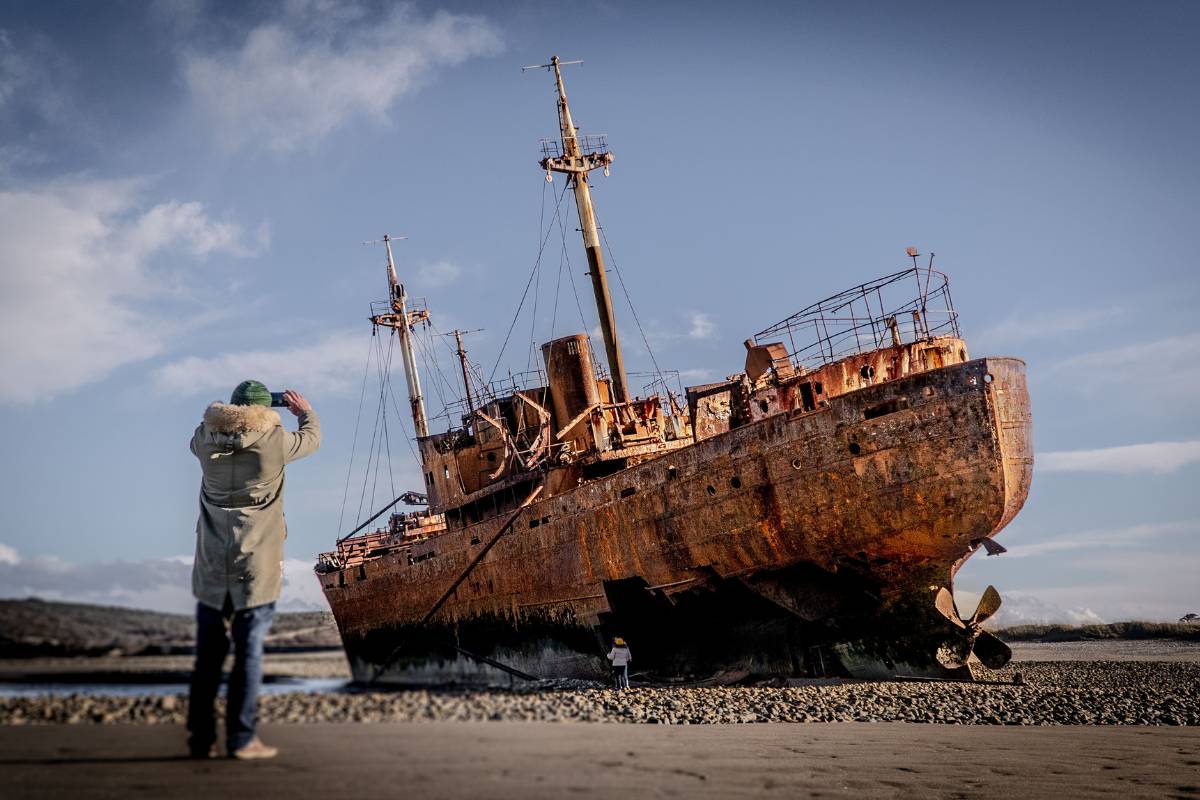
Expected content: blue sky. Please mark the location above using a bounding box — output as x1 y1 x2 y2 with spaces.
0 0 1196 620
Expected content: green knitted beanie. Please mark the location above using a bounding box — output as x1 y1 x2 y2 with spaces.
231 380 272 407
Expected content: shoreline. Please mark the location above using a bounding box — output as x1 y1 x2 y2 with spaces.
3 659 1197 727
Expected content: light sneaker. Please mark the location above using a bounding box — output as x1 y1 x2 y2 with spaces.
230 737 278 760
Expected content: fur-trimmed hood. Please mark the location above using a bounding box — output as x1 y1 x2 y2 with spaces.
203 402 282 435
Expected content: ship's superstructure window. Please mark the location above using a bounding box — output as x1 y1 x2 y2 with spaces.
620 487 637 498
667 466 678 480
799 382 816 413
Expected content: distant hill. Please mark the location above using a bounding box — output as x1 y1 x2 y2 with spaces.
996 621 1200 643
0 598 341 658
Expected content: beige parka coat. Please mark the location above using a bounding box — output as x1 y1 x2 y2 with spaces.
190 402 320 610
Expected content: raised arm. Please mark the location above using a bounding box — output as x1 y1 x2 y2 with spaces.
281 390 321 463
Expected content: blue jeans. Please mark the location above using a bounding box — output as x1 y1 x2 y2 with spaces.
187 599 275 753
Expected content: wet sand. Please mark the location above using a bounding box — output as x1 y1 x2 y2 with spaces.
3 721 1198 799
0 649 351 683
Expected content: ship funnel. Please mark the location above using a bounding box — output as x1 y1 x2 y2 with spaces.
541 334 600 431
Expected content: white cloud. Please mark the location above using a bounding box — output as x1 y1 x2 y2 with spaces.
0 178 265 404
183 2 502 153
977 306 1121 347
1049 333 1200 414
153 329 367 398
1038 440 1200 475
280 558 330 611
414 260 463 288
1002 519 1195 559
0 545 328 613
976 548 1200 624
687 311 716 340
966 591 1107 627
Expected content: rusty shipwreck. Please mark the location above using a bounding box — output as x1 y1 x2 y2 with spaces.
315 57 1033 685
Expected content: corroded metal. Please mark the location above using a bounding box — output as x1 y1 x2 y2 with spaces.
315 62 1034 685
319 351 1032 683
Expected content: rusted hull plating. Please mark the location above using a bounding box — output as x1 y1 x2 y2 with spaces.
320 357 1032 684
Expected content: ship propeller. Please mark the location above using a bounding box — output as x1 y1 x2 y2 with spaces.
934 585 1012 671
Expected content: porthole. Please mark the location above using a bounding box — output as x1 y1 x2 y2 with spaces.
791 458 803 470
983 373 994 384
730 476 742 489
848 442 861 456
706 485 717 496
860 365 875 380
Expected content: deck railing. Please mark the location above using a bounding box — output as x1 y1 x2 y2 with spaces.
754 268 960 370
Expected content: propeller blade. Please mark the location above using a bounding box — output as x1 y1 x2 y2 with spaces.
972 630 1012 670
935 587 967 628
970 585 1003 627
935 638 972 669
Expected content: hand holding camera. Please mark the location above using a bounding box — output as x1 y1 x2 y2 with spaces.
271 389 312 417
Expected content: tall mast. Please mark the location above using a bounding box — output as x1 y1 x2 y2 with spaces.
452 329 475 418
379 234 430 438
536 55 630 404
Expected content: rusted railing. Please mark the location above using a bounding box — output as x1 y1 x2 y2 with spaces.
539 134 610 160
754 268 960 370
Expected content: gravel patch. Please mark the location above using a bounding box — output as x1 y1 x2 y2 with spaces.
2 661 1197 727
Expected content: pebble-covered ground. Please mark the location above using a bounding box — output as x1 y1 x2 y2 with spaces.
2 660 1197 726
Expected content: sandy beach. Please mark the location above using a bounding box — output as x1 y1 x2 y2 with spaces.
3 721 1199 799
2 640 1197 796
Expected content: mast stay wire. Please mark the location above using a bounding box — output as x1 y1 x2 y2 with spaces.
412 323 455 414
366 330 400 524
354 332 389 528
557 189 600 363
595 212 669 396
337 332 377 537
376 333 397 511
525 219 543 374
488 180 572 386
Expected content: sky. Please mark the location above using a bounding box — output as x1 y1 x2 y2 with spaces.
0 0 1197 622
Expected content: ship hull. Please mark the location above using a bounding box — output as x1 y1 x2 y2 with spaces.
319 356 1032 684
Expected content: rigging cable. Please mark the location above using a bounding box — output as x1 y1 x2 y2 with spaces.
556 189 598 357
488 180 572 385
354 332 388 528
377 332 397 509
596 215 669 393
337 332 378 536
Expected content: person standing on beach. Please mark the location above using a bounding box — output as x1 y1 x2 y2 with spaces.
186 381 320 760
607 637 632 689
